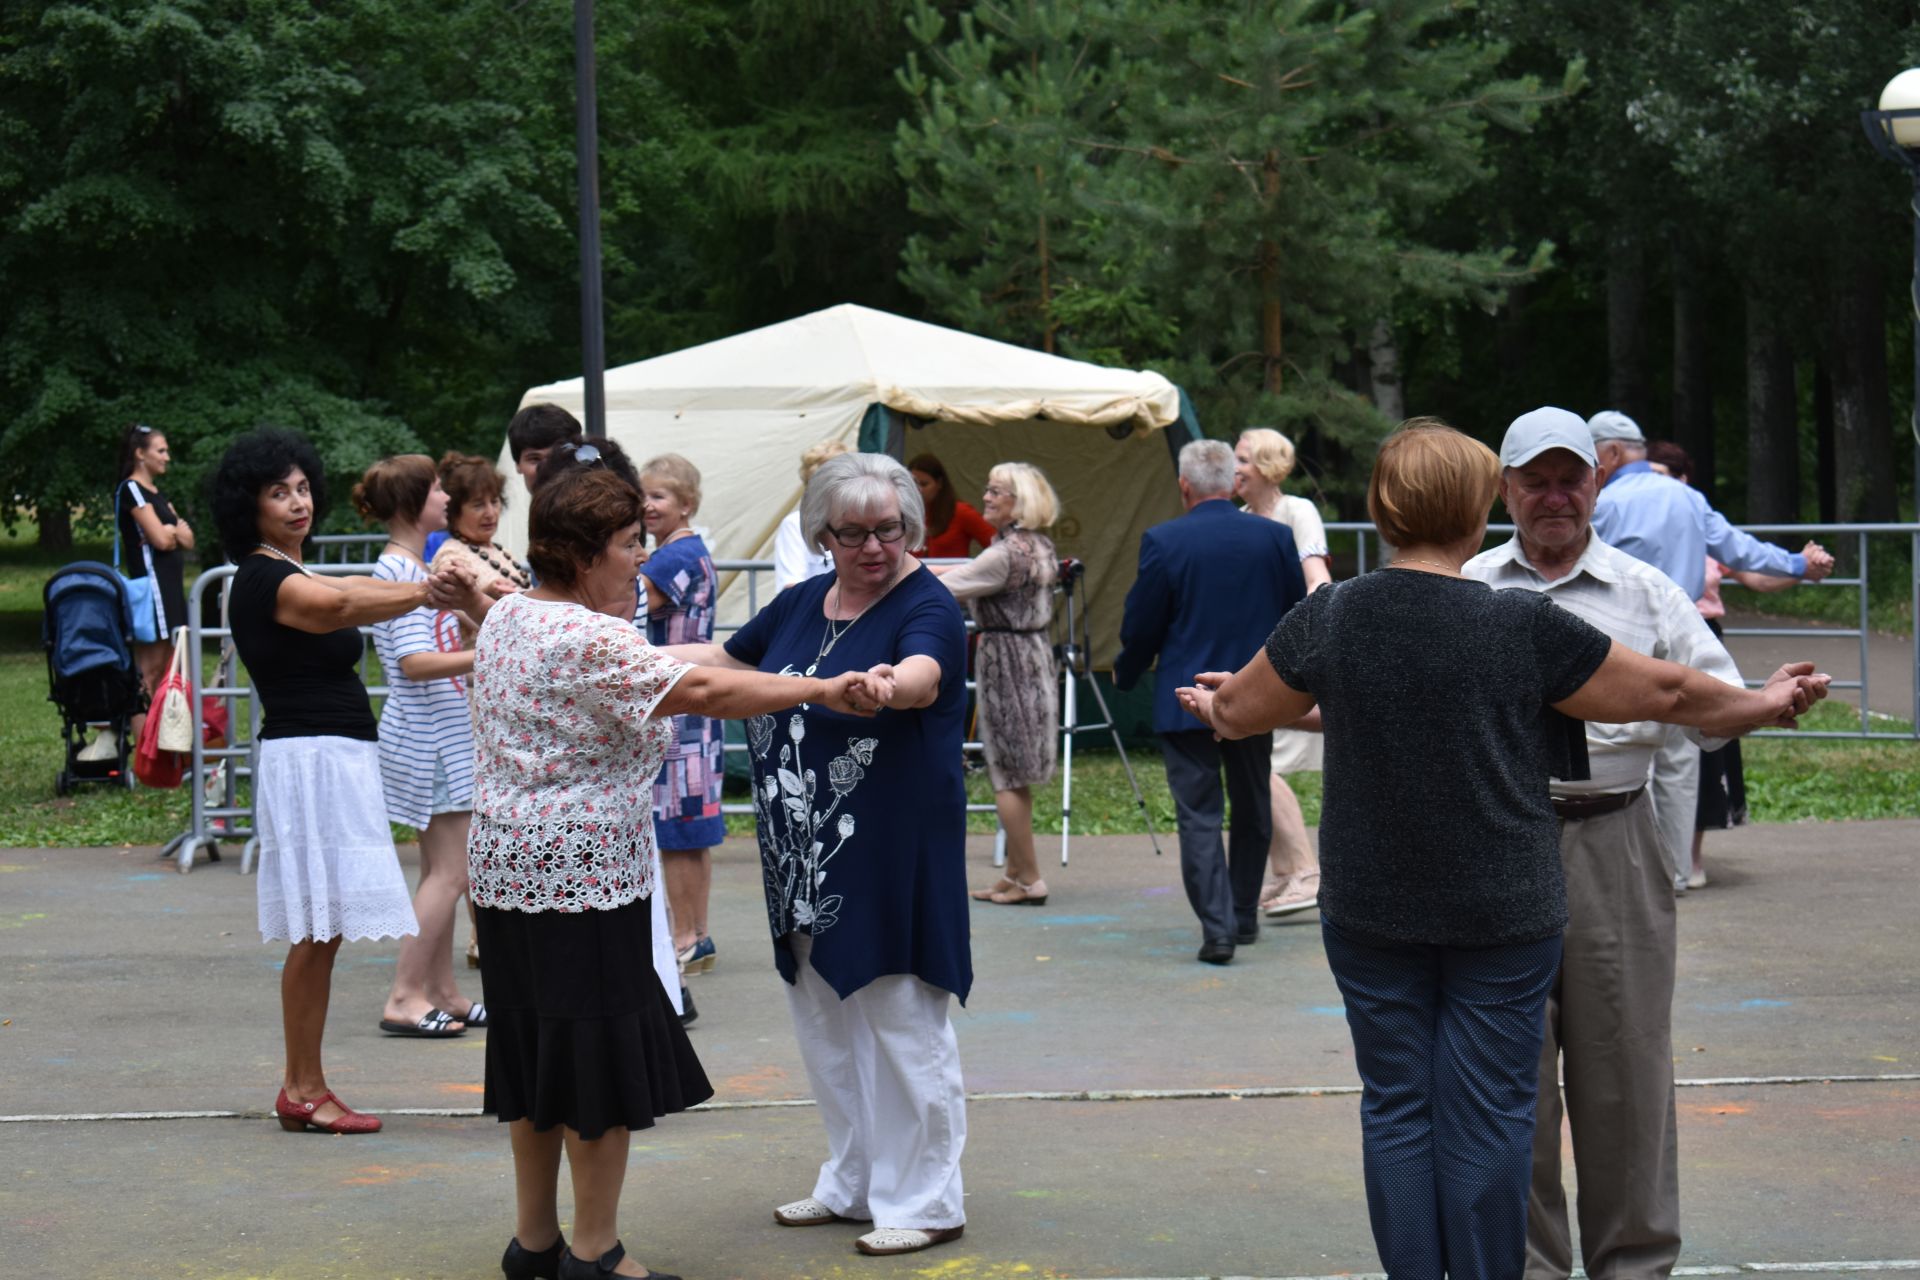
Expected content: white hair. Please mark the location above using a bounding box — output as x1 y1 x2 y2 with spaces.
800 452 926 552
1178 438 1236 498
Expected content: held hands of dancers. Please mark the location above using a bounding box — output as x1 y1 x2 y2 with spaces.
1710 661 1831 737
817 668 894 717
426 559 483 611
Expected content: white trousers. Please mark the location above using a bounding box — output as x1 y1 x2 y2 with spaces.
783 933 967 1229
1649 726 1701 883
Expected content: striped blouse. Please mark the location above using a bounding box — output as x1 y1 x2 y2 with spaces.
370 552 475 826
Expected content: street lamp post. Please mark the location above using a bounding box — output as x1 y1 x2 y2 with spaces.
1862 68 1920 522
574 0 607 436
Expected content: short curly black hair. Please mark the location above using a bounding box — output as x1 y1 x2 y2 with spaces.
206 428 329 563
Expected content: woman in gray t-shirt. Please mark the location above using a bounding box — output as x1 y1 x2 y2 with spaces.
1177 422 1818 1280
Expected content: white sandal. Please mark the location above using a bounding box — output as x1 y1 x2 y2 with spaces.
773 1196 860 1227
855 1225 965 1256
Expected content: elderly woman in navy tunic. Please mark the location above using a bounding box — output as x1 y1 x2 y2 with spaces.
664 451 972 1258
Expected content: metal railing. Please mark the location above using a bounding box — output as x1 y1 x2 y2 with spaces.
1326 521 1919 741
162 550 1120 870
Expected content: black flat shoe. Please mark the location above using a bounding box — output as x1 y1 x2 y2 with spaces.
1197 939 1235 965
502 1234 566 1280
679 987 697 1028
1235 924 1259 945
559 1241 680 1280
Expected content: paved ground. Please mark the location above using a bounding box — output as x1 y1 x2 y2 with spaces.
3 821 1918 1279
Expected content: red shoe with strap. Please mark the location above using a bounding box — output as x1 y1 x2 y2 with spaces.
275 1087 383 1134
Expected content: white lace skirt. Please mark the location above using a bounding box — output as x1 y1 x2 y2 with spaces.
255 736 419 944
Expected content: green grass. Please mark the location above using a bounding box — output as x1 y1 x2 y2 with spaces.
2 540 1914 846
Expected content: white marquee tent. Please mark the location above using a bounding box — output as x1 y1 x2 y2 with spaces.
499 303 1195 660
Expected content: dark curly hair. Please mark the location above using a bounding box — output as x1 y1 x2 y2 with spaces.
527 468 642 588
205 428 328 563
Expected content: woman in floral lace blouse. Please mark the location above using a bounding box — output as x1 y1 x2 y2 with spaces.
454 466 881 1280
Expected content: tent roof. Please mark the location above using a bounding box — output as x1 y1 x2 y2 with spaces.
520 303 1182 434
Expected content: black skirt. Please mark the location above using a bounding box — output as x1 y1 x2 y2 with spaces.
1696 619 1749 831
476 897 712 1141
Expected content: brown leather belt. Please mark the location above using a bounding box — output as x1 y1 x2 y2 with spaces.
1551 786 1646 822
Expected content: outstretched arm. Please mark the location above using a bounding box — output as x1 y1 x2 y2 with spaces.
1554 643 1828 739
1176 651 1318 741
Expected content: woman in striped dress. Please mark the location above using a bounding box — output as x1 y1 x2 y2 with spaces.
356 454 481 1038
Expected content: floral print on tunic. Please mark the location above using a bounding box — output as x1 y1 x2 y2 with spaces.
746 707 879 938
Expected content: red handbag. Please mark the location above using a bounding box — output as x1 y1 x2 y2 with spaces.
133 688 186 789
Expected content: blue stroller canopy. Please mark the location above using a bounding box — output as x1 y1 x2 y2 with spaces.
44 562 138 679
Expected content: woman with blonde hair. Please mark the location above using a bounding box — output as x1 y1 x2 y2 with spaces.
932 462 1060 905
639 453 726 975
356 454 481 1039
775 439 853 589
1234 427 1329 919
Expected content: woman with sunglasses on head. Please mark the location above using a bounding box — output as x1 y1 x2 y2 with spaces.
112 422 196 752
662 452 973 1258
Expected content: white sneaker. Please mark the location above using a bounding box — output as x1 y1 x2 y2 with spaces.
76 728 119 762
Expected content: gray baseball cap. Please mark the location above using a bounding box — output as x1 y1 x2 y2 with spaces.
1586 409 1645 444
1500 407 1598 468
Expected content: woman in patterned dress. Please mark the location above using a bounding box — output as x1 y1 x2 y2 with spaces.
638 453 726 973
446 467 881 1280
932 462 1061 906
1234 427 1331 918
353 455 481 1038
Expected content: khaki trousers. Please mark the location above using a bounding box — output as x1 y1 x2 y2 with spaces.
1650 726 1701 883
1527 793 1681 1280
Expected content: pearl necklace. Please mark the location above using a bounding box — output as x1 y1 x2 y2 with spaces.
254 542 312 576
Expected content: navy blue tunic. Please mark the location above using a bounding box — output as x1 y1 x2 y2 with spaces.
724 566 972 1003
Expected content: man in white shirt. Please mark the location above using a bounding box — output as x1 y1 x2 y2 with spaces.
1465 407 1800 1280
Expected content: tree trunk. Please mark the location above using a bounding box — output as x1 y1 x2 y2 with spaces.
1744 297 1799 522
1368 319 1404 423
1827 262 1898 521
1606 233 1652 425
1670 241 1714 500
1814 361 1836 524
37 503 73 553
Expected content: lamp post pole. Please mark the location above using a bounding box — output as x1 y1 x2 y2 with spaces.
1862 90 1920 522
574 0 607 436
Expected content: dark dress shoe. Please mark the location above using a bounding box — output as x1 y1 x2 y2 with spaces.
1197 940 1235 965
502 1234 565 1280
559 1241 680 1280
1235 922 1259 944
679 986 698 1028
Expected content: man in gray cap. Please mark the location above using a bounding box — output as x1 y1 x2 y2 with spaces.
1587 409 1833 894
1465 407 1825 1280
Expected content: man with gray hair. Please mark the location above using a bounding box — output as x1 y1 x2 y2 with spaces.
1587 410 1833 893
1115 438 1308 963
1465 407 1826 1280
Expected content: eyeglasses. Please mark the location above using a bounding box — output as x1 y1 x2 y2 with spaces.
573 443 603 467
982 485 1010 498
827 520 907 548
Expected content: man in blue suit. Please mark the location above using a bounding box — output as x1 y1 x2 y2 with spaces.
1115 439 1309 964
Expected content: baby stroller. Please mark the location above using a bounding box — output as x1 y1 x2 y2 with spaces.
42 561 148 795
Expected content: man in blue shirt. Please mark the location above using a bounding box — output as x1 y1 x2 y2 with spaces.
1588 410 1832 599
1115 439 1308 964
1587 409 1833 896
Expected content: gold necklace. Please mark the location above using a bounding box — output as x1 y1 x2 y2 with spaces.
1389 558 1460 575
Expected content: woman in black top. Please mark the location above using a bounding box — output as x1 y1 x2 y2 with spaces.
115 423 196 735
210 428 467 1136
1178 423 1820 1280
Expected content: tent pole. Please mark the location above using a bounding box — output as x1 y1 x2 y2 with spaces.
574 0 607 435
